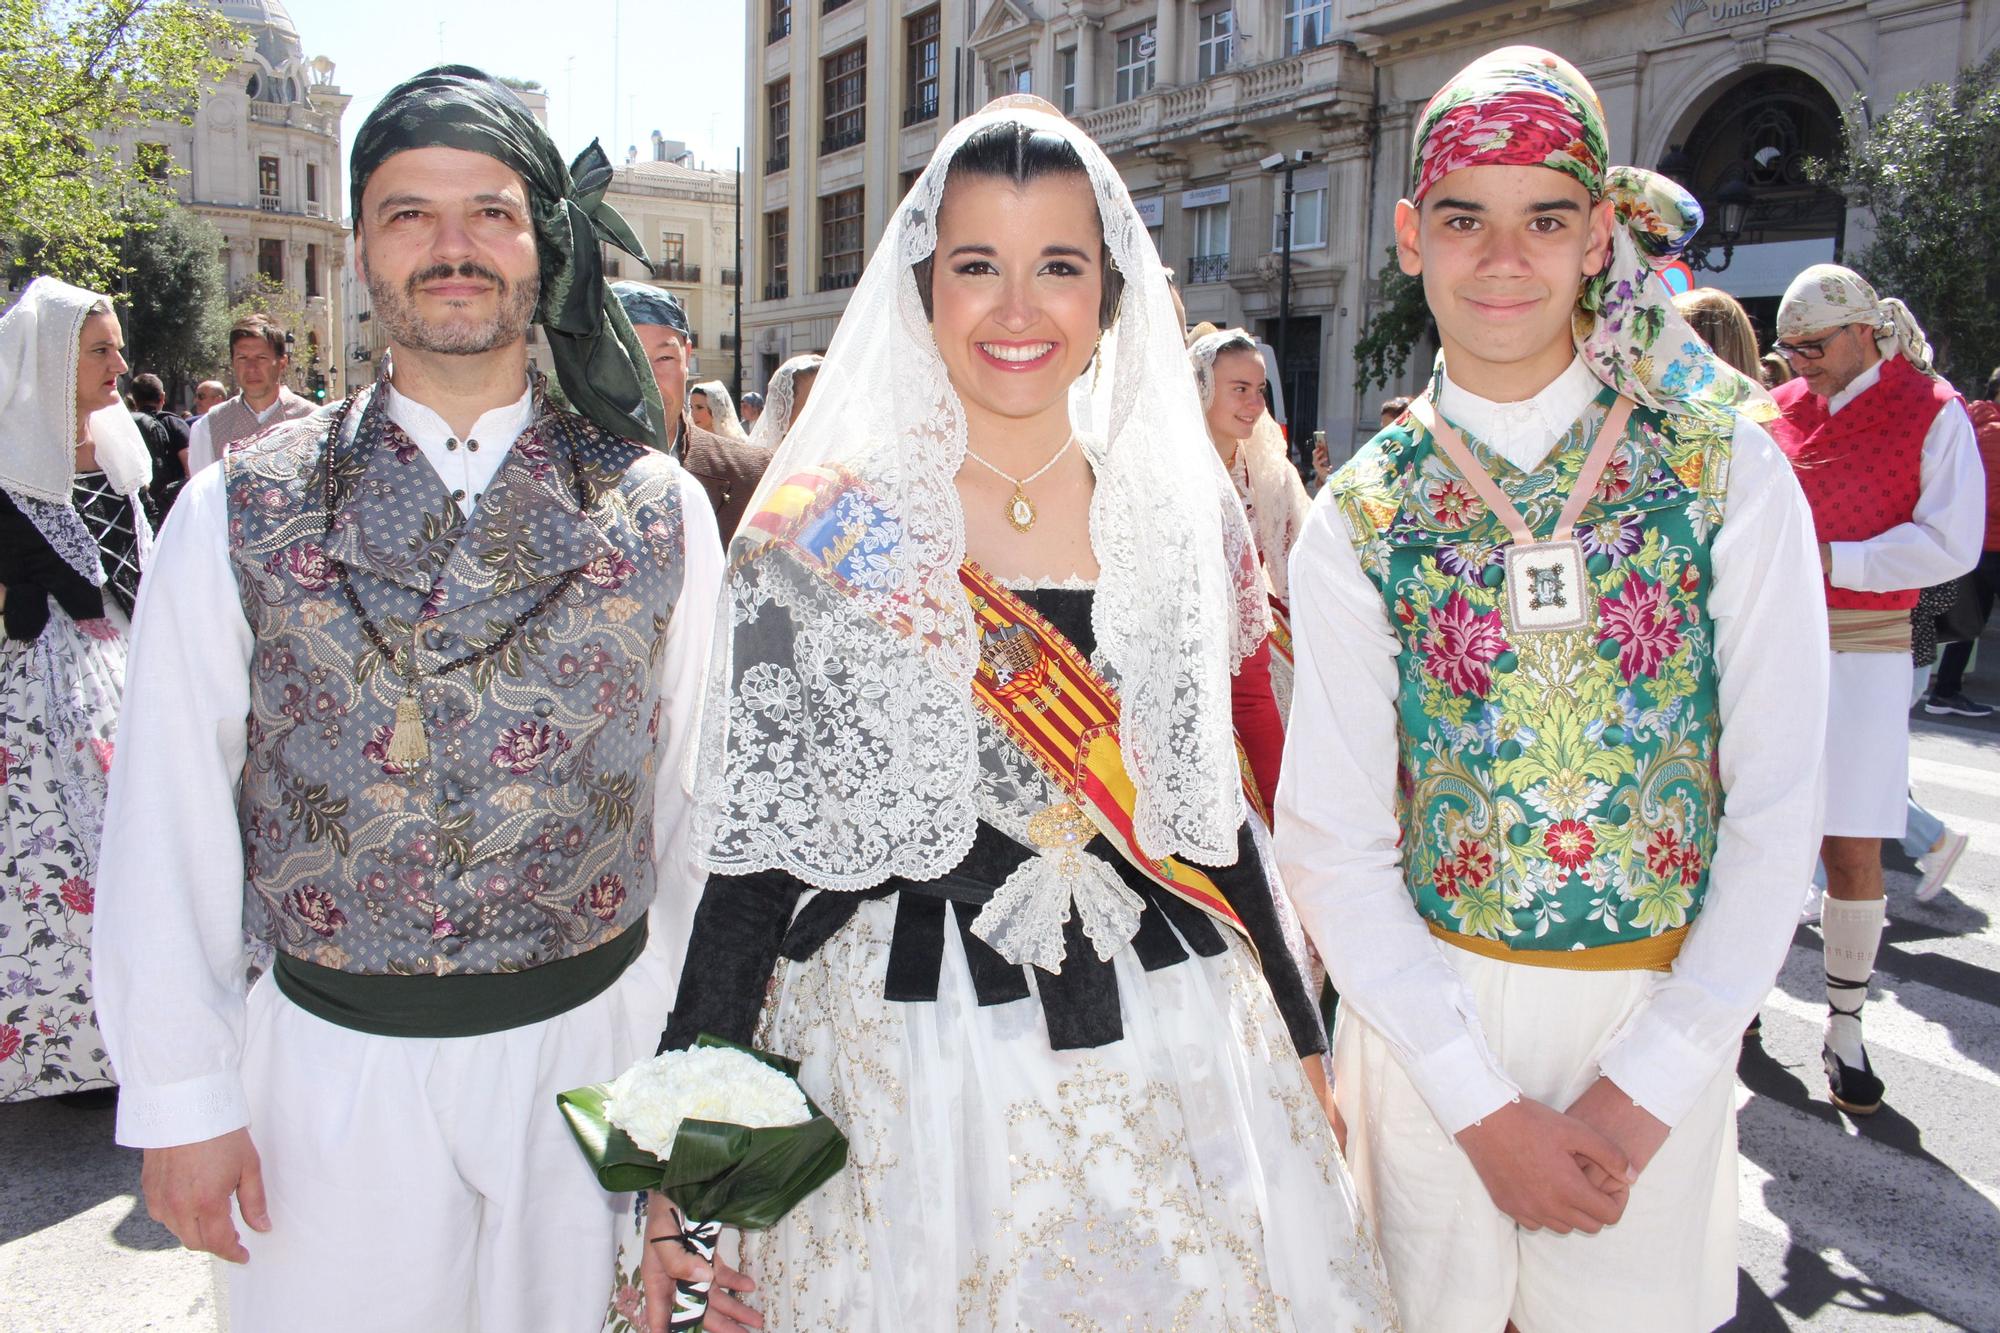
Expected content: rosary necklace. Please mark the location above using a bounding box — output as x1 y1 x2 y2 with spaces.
962 433 1078 532
320 390 582 767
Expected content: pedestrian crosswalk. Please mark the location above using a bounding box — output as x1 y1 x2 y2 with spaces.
1726 725 2000 1332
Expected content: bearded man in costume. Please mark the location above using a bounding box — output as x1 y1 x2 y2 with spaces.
1278 47 1828 1332
1769 264 1984 1115
613 281 773 542
92 68 721 1331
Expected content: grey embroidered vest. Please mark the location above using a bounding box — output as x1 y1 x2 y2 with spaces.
208 389 315 455
223 383 687 979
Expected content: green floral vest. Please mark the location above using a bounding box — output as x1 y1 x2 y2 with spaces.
1328 387 1733 954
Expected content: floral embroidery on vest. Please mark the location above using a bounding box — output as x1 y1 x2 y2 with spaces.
1329 389 1732 950
223 383 686 975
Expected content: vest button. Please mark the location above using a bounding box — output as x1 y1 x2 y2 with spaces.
533 697 555 719
1586 552 1612 577
1595 638 1621 661
1507 822 1534 847
1497 739 1522 762
440 934 466 956
1599 725 1627 747
445 438 458 451
426 627 456 652
1481 564 1505 589
467 439 481 452
1607 804 1632 826
1490 650 1518 675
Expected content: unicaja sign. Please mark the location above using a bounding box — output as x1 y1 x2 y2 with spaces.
1669 0 1821 31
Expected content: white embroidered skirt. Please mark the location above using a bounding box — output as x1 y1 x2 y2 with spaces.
0 607 126 1100
702 892 1399 1332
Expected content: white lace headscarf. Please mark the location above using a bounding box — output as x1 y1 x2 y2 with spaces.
1777 263 1938 377
1188 328 1307 600
0 277 154 584
746 353 823 452
689 379 750 442
691 99 1268 891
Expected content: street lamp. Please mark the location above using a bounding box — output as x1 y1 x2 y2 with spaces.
1656 144 1753 273
1262 148 1313 465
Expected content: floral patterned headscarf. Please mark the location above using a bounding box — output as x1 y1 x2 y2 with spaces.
1411 46 1773 419
1777 264 1937 376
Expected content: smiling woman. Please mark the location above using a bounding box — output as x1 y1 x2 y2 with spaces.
638 99 1398 1332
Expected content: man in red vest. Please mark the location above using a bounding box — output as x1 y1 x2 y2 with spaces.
1770 264 1986 1115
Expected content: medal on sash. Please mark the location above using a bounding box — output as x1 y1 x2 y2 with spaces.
1407 394 1634 636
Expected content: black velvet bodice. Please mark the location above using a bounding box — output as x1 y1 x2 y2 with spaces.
662 587 1324 1059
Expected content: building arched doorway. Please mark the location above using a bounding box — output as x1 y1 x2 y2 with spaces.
1657 68 1847 342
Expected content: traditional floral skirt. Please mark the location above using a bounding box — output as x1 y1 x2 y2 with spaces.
0 607 125 1100
605 893 1398 1332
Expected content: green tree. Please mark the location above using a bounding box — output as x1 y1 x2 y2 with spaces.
1816 51 2000 390
1351 247 1433 393
0 0 238 287
114 200 225 400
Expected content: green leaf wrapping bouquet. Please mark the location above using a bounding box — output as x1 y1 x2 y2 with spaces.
559 1034 848 1330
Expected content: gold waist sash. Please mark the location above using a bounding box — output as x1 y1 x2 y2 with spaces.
1828 607 1913 654
1427 919 1687 973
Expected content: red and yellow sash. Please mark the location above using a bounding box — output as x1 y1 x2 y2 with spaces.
1266 594 1293 670
960 561 1251 946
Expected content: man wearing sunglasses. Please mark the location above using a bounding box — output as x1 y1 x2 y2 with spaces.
1769 264 1986 1116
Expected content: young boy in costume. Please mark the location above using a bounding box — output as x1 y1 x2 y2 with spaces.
1278 47 1827 1332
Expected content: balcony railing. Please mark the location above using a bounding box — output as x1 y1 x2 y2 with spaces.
902 96 938 127
656 262 702 283
818 268 860 292
720 268 740 287
764 280 789 300
765 147 790 173
766 11 790 41
259 194 281 212
720 333 739 351
820 125 864 155
1187 253 1230 284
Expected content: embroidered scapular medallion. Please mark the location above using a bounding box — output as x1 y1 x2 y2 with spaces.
1408 393 1635 640
1503 537 1591 635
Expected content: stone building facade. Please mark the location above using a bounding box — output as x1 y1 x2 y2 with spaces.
99 0 349 405
748 0 2000 451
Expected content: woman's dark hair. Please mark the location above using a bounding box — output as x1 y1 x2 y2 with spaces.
913 121 1125 330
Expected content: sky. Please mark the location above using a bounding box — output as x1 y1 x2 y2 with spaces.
278 0 747 185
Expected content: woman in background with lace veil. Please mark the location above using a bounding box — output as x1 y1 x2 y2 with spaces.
688 378 751 442
743 352 823 452
624 99 1395 1333
0 277 156 1102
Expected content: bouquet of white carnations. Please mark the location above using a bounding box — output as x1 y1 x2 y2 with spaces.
559 1035 848 1331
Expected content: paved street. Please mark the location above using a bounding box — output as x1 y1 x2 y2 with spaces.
4 643 1999 1333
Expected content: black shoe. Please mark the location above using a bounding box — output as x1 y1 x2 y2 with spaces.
1923 690 1996 718
1823 1044 1884 1115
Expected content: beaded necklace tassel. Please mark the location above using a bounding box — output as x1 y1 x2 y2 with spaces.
386 681 430 766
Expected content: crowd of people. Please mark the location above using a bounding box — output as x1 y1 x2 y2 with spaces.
0 43 1993 1333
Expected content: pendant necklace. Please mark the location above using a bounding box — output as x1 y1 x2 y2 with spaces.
318 389 583 766
1406 393 1634 637
962 433 1078 532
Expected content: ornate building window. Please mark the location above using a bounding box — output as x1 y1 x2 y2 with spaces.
258 155 280 211
1197 1 1233 79
822 43 866 154
764 208 790 300
906 7 941 125
819 187 863 290
1114 22 1155 105
1283 0 1331 54
767 78 791 172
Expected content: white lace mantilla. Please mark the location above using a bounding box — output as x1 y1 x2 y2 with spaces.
689 103 1268 894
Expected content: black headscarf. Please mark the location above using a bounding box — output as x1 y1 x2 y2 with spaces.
350 66 667 450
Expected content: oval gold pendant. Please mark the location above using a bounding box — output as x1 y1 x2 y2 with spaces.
1007 487 1036 532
